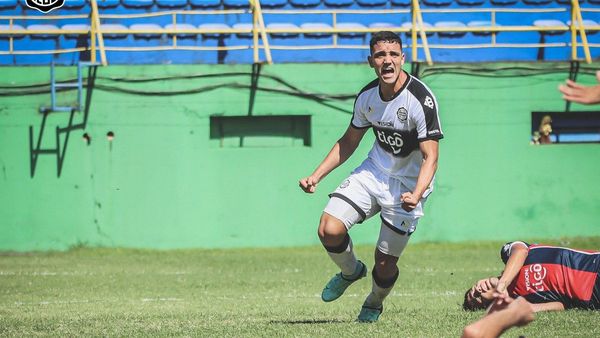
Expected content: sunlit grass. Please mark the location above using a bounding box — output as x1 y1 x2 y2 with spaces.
1 238 599 337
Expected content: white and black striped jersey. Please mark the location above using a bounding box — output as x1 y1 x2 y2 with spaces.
351 71 443 185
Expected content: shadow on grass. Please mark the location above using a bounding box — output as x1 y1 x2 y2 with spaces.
269 319 349 325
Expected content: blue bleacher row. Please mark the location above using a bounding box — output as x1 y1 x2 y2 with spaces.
1 0 599 11
1 17 600 64
1 0 600 63
3 18 600 37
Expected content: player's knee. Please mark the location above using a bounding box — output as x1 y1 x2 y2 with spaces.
461 324 482 338
317 214 347 244
374 250 398 274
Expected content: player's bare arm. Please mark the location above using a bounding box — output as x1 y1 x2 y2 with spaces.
529 301 565 312
299 126 368 193
401 139 438 212
493 242 529 304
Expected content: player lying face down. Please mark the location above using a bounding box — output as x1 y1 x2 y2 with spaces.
463 241 600 313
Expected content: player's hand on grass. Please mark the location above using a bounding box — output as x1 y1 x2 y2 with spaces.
299 176 319 193
401 192 419 212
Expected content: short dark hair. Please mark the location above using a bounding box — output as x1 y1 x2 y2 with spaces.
463 288 477 311
369 31 403 53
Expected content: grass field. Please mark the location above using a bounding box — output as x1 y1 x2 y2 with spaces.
1 238 600 337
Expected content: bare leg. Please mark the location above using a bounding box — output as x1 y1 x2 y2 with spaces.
462 297 535 338
318 212 360 277
363 249 399 308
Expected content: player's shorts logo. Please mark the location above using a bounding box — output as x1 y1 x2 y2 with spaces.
339 179 350 189
396 107 408 122
26 0 65 13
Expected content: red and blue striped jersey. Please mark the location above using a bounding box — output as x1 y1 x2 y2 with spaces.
501 241 600 310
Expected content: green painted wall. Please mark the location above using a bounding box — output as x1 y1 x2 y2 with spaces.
1 63 599 251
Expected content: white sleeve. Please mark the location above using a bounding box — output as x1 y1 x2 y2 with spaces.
500 241 530 264
350 95 371 129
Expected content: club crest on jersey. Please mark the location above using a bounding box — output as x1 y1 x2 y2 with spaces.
26 0 64 12
396 107 408 122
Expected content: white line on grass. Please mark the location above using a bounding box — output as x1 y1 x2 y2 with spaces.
141 298 183 302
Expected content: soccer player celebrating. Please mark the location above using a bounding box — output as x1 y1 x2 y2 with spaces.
463 241 600 312
299 31 443 322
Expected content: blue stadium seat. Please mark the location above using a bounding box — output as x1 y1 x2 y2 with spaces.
27 24 60 39
232 22 252 38
17 25 59 64
261 0 287 8
401 21 434 37
467 20 497 36
369 22 400 31
58 23 90 65
535 20 569 61
0 23 24 39
223 0 249 8
165 23 196 38
0 24 21 65
130 23 163 39
587 0 600 3
534 19 567 35
523 0 552 4
324 0 353 7
300 22 333 38
63 0 86 8
122 0 154 8
456 0 485 6
422 0 452 6
0 0 17 9
289 0 321 7
98 0 120 8
267 23 300 38
556 0 582 3
490 0 517 5
101 23 129 39
157 0 188 7
356 0 387 6
567 19 598 35
390 0 410 6
190 0 221 7
336 22 367 38
435 21 467 37
198 23 231 38
61 24 90 39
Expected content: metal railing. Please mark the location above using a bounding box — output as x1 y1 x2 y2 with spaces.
0 0 596 65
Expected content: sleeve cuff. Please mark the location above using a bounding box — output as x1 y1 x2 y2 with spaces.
418 134 443 142
350 122 371 130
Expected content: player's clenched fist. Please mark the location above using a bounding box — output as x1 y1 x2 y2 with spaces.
400 192 419 212
299 176 319 193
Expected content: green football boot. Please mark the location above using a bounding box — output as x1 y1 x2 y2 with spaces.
321 260 367 302
357 304 383 323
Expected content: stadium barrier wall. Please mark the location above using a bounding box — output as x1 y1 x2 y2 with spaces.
0 62 599 251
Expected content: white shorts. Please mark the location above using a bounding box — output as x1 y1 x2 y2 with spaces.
323 159 430 257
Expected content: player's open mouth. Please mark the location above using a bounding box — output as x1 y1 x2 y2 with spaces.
381 67 394 76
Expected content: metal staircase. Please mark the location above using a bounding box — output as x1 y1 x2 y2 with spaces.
29 62 98 177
